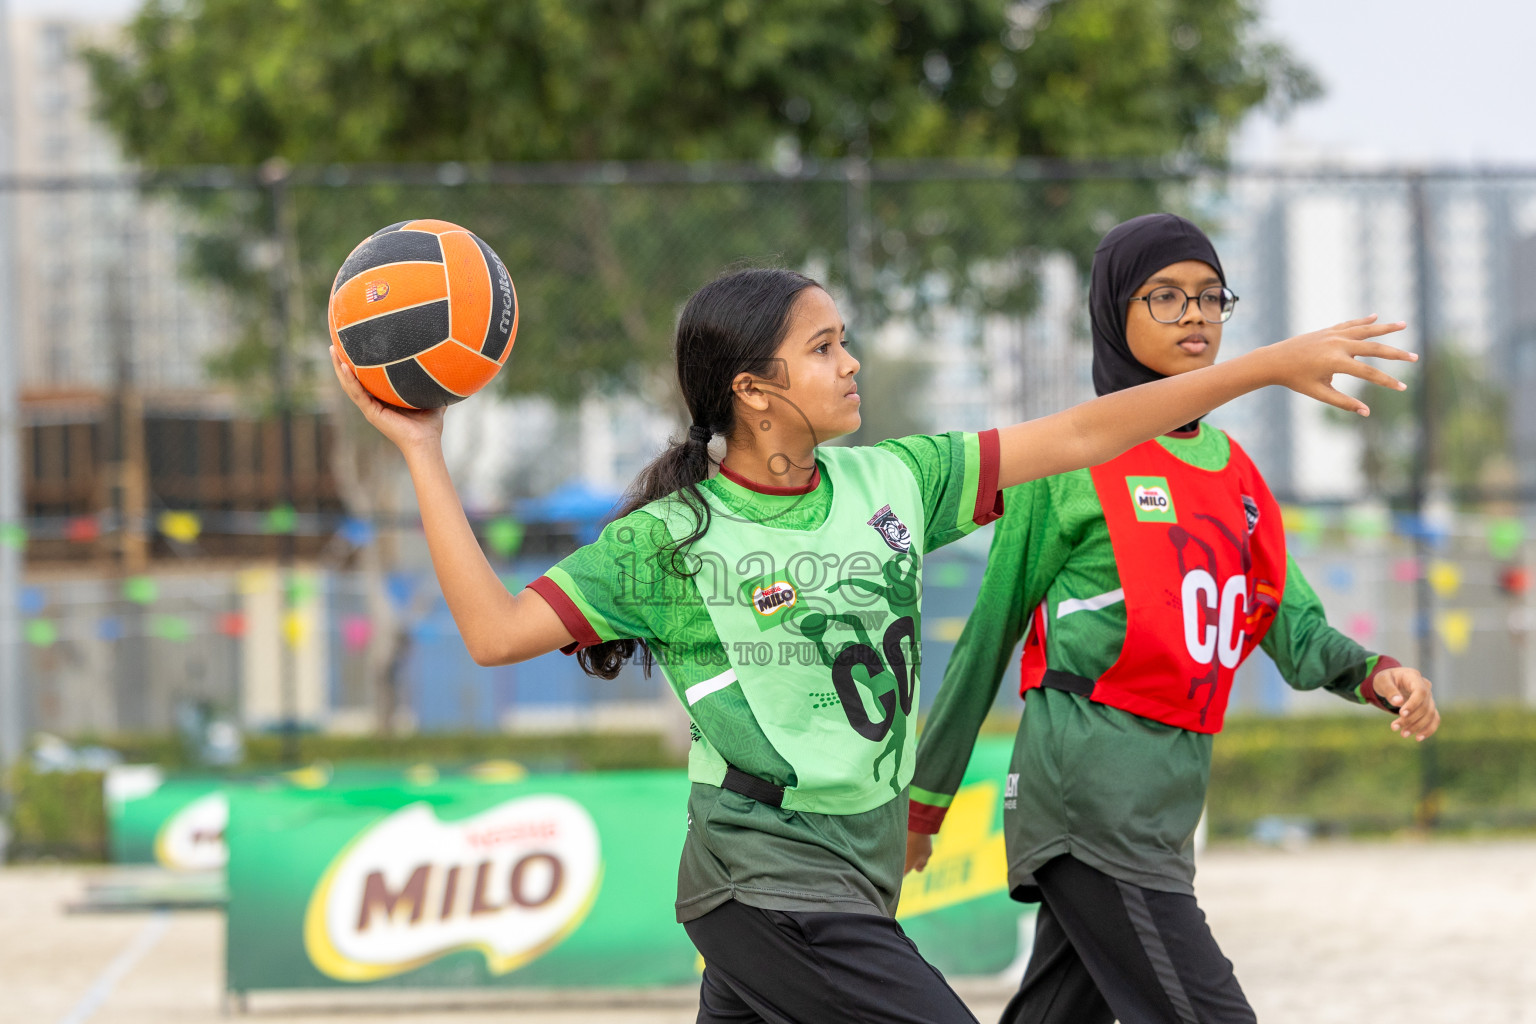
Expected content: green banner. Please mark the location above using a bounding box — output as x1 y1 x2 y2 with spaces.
105 760 531 870
225 738 1029 992
106 767 228 870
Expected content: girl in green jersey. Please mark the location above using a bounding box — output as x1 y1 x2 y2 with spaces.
905 215 1441 1024
332 265 1413 1024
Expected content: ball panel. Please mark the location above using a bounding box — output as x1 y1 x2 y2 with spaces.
386 358 464 409
333 230 443 294
337 299 450 368
369 220 414 238
439 230 492 353
471 234 516 362
330 261 448 332
401 218 467 235
415 338 502 397
353 364 411 408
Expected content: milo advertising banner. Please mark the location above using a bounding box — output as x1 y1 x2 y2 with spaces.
224 739 1026 993
105 761 528 872
106 767 230 871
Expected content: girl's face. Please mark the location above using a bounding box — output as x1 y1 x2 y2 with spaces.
745 286 861 446
1125 259 1225 377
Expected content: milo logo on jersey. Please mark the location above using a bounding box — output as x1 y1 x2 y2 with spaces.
750 581 798 618
303 795 602 982
1126 476 1178 523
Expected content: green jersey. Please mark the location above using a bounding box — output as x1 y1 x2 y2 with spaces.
909 425 1398 896
531 431 1001 921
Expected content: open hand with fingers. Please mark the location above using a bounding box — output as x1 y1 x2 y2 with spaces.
1259 315 1416 415
1373 666 1441 741
330 344 446 456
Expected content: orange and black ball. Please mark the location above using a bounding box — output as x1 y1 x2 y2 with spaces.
329 220 517 409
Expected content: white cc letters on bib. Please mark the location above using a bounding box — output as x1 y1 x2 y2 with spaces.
1181 569 1248 669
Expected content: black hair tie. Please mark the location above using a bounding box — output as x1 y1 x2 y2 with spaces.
687 423 713 445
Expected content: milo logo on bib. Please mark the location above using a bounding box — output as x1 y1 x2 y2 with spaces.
1127 476 1177 523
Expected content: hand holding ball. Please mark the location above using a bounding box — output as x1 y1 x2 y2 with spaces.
328 220 517 409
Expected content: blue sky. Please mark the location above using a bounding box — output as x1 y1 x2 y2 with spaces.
16 0 1533 167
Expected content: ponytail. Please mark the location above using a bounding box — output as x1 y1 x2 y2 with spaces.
576 267 819 680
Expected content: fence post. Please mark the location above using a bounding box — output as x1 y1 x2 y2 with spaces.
1408 172 1442 829
0 0 21 831
261 158 302 765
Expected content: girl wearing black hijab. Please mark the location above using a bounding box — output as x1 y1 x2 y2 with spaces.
905 214 1440 1023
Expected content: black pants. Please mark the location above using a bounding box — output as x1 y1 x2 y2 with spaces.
684 898 980 1024
1001 855 1256 1024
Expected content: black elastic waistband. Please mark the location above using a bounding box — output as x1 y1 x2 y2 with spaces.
1039 668 1095 697
722 764 785 808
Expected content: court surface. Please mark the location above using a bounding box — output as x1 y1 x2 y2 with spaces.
4 837 1532 1023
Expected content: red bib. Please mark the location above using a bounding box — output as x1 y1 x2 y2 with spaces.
1020 435 1286 733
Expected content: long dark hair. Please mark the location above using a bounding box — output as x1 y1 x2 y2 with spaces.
577 267 820 679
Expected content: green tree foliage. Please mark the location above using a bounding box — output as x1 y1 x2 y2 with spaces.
86 0 1318 403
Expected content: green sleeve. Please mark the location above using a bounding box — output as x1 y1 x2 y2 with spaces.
909 476 1069 832
532 509 695 646
1259 554 1380 704
875 430 1002 553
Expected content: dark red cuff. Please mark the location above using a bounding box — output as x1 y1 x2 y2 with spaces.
1361 655 1404 712
527 575 601 655
908 799 948 835
973 428 1004 526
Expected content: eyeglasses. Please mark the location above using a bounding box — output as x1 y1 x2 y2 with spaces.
1129 286 1239 324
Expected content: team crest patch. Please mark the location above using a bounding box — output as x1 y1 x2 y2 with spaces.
1126 476 1177 523
1242 494 1260 533
750 581 798 618
867 505 912 553
363 280 390 302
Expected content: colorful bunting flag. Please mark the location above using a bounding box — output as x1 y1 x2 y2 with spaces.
1437 610 1474 655
158 510 202 544
1346 612 1377 644
1344 506 1389 541
339 517 375 548
1427 561 1462 598
149 614 191 643
282 609 309 649
1488 518 1525 560
285 575 319 607
24 619 57 648
264 504 298 535
19 587 44 616
485 518 525 558
122 576 158 605
341 614 373 653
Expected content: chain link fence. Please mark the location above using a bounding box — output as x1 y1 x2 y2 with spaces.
7 161 1536 745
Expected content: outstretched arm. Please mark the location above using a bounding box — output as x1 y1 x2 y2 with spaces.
331 346 575 665
997 316 1414 489
1263 557 1440 741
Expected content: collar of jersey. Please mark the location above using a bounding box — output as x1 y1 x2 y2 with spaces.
714 459 822 496
703 458 831 526
1153 422 1230 471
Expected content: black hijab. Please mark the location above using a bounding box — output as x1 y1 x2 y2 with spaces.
1090 214 1226 412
